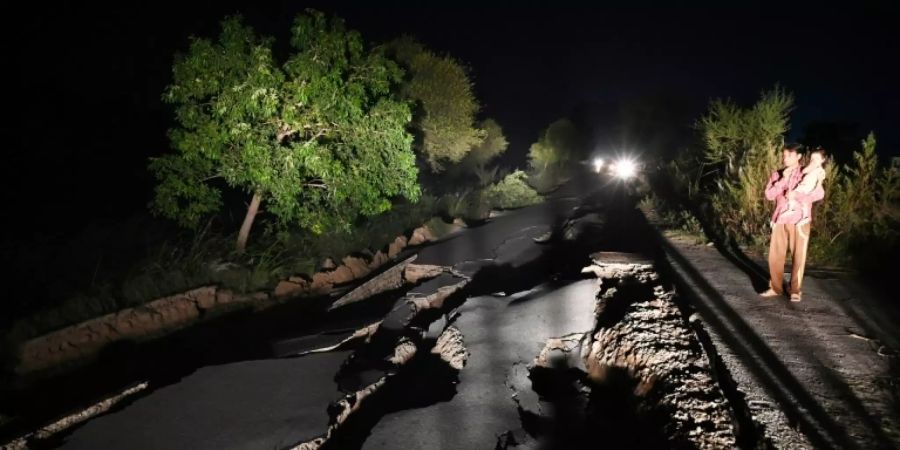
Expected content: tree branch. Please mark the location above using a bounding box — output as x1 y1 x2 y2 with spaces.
302 127 329 146
277 126 299 143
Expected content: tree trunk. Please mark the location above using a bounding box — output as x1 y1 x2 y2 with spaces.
236 192 262 253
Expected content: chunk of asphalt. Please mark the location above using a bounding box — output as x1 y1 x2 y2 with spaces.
329 255 418 310
379 274 467 335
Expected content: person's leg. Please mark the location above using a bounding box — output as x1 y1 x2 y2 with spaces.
789 222 811 299
766 224 788 295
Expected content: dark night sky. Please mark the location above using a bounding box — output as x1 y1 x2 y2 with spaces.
8 0 899 241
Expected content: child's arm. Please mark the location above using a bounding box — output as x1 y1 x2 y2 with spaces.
793 170 825 203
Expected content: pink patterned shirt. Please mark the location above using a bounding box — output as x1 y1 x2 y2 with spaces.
764 165 825 225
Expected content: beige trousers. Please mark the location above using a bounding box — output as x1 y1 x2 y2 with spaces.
768 222 811 295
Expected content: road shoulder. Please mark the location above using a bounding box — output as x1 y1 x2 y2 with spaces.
650 218 900 449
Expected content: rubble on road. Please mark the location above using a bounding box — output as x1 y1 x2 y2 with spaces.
517 255 739 449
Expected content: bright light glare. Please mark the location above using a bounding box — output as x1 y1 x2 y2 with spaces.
592 157 604 173
613 158 637 179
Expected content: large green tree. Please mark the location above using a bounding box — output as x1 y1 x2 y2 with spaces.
150 12 419 252
463 118 509 169
449 118 510 186
385 37 484 171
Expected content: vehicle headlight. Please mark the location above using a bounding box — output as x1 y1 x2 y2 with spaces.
613 158 638 179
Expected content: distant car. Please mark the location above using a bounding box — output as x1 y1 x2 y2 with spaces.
585 155 641 180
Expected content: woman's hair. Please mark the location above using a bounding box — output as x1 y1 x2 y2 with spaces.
784 142 803 154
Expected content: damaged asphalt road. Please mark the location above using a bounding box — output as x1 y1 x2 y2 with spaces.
40 173 748 450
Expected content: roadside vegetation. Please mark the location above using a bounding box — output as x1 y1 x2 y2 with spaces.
527 118 584 193
653 86 899 271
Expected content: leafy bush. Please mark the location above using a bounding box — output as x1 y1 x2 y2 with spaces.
485 170 543 209
808 133 900 267
639 193 704 239
527 118 582 192
463 118 509 170
667 86 899 269
472 165 502 187
694 87 792 248
440 189 491 222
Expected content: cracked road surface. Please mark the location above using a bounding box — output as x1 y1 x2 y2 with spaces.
46 172 742 450
360 280 600 450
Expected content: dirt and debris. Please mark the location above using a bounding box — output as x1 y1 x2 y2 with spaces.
511 259 739 449
403 264 446 284
432 326 467 371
